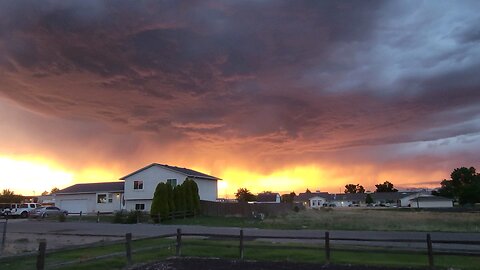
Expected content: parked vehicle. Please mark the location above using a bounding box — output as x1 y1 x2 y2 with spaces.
30 206 68 218
10 203 41 218
0 203 20 216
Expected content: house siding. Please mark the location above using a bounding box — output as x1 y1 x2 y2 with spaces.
56 192 123 214
410 199 453 208
123 165 218 211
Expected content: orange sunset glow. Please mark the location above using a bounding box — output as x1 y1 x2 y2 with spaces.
1 1 479 198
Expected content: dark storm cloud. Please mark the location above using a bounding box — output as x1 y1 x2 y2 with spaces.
0 0 479 172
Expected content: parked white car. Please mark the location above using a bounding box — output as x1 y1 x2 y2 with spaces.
10 203 42 218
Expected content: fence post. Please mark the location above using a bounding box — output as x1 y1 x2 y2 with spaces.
96 211 100 223
36 239 46 270
125 233 132 265
239 229 244 259
426 233 434 269
176 228 182 256
325 231 330 264
137 211 140 224
1 218 7 252
79 211 82 221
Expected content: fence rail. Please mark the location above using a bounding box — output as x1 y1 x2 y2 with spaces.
0 219 7 253
23 229 480 269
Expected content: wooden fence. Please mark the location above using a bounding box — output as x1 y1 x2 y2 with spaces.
65 210 195 223
31 229 480 270
0 219 7 253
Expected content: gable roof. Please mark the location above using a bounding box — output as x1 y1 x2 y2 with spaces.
257 192 280 202
56 182 124 194
119 163 221 181
295 192 330 202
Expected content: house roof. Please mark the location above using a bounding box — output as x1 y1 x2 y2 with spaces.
257 192 280 202
295 192 330 202
56 182 124 194
119 163 221 181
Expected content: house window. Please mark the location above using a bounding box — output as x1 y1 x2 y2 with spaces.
135 204 145 210
108 193 113 203
97 194 107 204
167 179 177 187
134 180 144 190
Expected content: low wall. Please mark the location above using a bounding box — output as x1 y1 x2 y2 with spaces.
200 201 300 217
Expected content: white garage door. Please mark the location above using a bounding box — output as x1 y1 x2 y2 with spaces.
60 199 88 214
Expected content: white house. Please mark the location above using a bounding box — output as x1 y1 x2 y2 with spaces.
308 196 328 208
409 195 454 208
55 182 124 214
120 163 220 211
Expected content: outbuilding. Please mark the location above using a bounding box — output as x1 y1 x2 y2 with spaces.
409 195 454 208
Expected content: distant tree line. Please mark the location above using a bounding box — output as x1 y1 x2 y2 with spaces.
0 189 23 203
150 178 200 223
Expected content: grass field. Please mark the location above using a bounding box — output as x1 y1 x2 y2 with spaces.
162 208 480 232
1 236 479 270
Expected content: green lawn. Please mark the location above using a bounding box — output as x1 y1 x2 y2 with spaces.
49 208 480 233
1 237 479 270
162 208 480 232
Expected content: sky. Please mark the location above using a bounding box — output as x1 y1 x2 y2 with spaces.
0 0 479 197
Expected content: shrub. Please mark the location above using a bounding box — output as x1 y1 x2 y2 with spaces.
113 211 126 223
126 210 140 224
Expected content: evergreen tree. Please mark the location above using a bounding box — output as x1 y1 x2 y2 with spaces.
150 183 163 223
166 183 175 213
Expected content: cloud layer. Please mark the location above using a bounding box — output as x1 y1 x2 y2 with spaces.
1 1 479 193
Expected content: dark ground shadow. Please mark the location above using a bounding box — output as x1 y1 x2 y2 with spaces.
131 257 424 270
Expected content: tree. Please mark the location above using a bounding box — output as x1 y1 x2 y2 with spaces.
166 183 175 213
365 194 374 204
235 188 256 202
41 191 49 196
344 184 365 194
375 181 398 192
50 187 60 194
182 178 200 213
433 166 480 205
281 192 296 203
173 185 186 212
150 183 170 223
0 189 23 203
305 188 311 194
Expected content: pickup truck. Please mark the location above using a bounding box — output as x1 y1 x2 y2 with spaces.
8 203 42 218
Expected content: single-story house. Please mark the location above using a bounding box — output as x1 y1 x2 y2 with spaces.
55 182 124 214
409 195 454 208
120 163 220 212
295 192 330 208
256 192 281 203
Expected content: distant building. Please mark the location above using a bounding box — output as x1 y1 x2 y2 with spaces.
294 191 451 208
409 195 453 208
256 192 281 203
